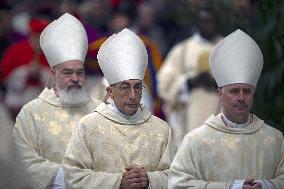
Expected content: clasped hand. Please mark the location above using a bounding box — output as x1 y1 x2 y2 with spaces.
120 166 149 189
243 178 262 189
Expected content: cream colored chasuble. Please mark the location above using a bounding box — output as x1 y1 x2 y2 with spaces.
169 113 284 189
63 103 176 189
13 87 101 188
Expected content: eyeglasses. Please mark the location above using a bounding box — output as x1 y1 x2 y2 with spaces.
112 82 145 94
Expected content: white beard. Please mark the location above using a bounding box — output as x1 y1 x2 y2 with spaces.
57 85 89 106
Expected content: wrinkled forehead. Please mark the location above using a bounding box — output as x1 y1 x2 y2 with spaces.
115 79 143 86
53 60 84 70
221 83 255 91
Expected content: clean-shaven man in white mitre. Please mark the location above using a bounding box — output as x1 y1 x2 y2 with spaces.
63 28 176 189
13 13 101 189
168 29 284 189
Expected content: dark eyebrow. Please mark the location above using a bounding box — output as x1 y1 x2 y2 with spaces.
119 81 142 86
120 82 131 86
134 82 143 86
243 88 252 92
229 88 239 91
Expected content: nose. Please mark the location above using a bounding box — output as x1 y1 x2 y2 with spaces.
237 91 245 102
128 88 137 100
70 73 79 82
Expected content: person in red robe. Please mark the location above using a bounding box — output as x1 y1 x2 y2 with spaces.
0 18 50 119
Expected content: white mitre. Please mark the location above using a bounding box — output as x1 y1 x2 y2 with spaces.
209 29 263 87
40 13 88 67
97 28 148 85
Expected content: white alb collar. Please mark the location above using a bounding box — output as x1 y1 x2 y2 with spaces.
221 112 251 128
108 99 140 122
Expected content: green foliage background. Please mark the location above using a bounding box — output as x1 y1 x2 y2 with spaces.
205 0 284 132
251 0 284 132
166 0 284 132
176 0 284 132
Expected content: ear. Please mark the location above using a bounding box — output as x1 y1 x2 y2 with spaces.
106 86 114 99
49 68 58 90
46 76 53 89
50 68 56 80
217 87 223 101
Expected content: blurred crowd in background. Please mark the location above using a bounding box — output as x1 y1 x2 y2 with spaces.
0 0 283 134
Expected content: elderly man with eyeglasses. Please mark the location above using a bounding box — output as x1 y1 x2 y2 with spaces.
63 28 176 189
12 13 102 189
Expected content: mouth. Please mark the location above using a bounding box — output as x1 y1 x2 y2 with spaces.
126 103 137 106
125 103 138 108
68 85 82 90
234 105 247 110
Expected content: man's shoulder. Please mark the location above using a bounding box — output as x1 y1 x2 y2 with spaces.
261 122 283 138
174 37 193 49
166 37 192 55
16 97 54 123
20 97 48 112
252 114 283 138
89 98 102 107
149 114 167 124
6 40 30 52
79 111 102 125
185 124 213 140
148 114 171 132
